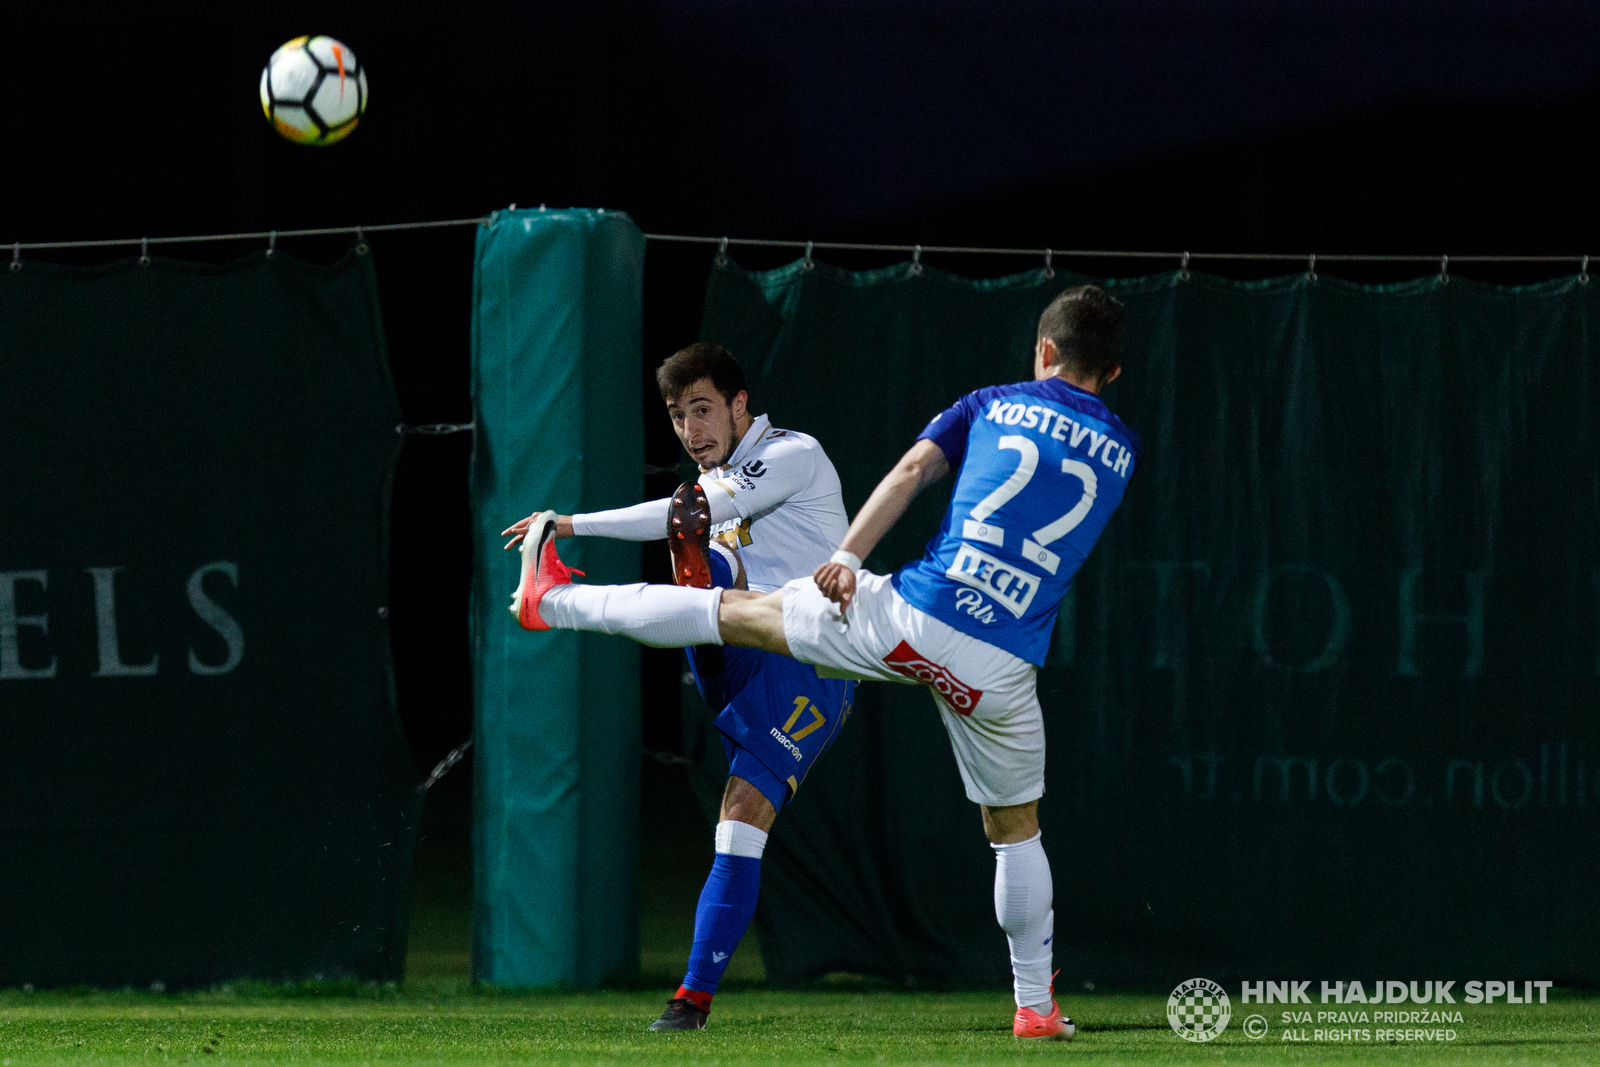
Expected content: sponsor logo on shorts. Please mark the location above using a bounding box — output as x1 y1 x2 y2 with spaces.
769 727 804 761
882 641 982 713
946 542 1038 618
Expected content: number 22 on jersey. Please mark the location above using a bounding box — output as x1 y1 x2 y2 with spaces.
960 434 1096 576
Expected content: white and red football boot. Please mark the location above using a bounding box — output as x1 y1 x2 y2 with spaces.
508 510 583 631
1013 973 1074 1041
1013 1001 1075 1041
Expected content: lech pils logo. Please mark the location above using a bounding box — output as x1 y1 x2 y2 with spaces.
1168 978 1231 1042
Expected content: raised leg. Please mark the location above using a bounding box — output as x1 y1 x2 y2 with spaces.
714 589 792 656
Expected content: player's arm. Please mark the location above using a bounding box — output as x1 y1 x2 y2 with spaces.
502 499 670 549
814 439 950 612
500 486 753 550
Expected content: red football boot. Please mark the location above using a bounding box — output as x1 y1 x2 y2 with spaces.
668 482 714 588
508 510 583 631
1013 972 1074 1041
1012 1001 1074 1041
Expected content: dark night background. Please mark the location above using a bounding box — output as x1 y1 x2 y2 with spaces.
6 0 1599 973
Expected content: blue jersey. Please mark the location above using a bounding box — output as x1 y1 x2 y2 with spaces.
892 377 1142 665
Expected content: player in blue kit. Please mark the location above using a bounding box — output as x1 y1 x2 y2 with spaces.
513 287 1139 1040
503 344 855 1031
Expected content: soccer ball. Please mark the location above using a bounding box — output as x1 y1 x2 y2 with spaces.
259 36 368 146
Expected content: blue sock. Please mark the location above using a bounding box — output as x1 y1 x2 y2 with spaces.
682 844 763 995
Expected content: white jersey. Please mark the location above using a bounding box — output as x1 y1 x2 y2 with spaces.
570 414 849 593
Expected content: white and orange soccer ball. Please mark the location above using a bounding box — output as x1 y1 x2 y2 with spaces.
259 36 368 146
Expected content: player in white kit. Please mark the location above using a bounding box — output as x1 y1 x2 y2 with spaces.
513 288 1140 1040
504 343 854 1031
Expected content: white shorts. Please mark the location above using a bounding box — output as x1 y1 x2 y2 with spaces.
780 570 1044 807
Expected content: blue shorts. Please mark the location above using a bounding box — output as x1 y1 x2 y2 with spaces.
687 551 855 811
690 644 855 812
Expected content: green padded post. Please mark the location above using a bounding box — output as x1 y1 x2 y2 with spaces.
470 208 644 987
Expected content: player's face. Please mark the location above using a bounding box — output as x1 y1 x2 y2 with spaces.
666 380 744 469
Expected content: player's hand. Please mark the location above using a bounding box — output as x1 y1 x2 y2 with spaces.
501 516 531 549
813 561 857 618
501 514 575 550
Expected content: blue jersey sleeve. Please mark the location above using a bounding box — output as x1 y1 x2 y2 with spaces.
916 393 981 469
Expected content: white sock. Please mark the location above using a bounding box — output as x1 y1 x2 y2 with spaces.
992 832 1054 1011
714 820 769 858
539 583 722 647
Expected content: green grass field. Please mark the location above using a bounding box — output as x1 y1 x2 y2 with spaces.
3 984 1597 1065
8 769 1598 1065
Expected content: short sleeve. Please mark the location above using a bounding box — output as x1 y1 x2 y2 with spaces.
917 392 981 469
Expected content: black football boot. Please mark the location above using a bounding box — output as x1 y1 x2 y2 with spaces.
647 996 709 1031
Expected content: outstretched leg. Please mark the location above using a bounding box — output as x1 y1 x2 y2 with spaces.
713 589 790 654
538 582 792 653
513 510 795 653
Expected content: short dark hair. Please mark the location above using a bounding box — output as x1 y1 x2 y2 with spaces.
656 342 747 403
1036 285 1124 381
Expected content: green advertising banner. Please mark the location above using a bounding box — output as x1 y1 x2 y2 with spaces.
470 208 645 988
0 249 419 987
695 259 1600 986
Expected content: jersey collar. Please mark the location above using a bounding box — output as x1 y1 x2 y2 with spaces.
1050 377 1098 401
718 413 771 472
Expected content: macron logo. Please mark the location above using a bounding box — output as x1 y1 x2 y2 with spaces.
712 952 728 963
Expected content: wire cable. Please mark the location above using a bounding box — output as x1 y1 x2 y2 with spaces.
10 217 489 252
5 215 1590 266
643 234 1589 264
